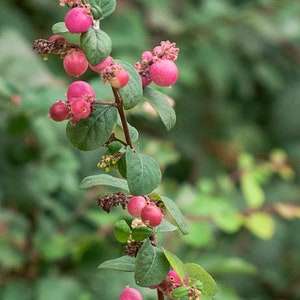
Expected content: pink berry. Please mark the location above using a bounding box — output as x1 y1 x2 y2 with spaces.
63 49 89 77
66 81 95 103
90 56 112 73
64 7 92 34
142 51 154 61
167 269 189 285
141 203 163 227
119 287 143 300
48 34 66 43
149 59 178 87
49 100 69 121
127 196 147 217
109 67 130 88
70 99 91 119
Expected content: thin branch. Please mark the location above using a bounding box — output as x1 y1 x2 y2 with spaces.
111 86 134 149
157 289 164 300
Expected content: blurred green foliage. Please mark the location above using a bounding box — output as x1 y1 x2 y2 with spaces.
1 0 300 299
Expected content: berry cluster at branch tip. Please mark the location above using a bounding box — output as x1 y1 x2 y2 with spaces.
135 40 179 87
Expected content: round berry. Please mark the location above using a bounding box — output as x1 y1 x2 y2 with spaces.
90 56 112 73
66 81 95 103
119 287 143 300
167 269 189 286
63 49 89 77
149 59 178 87
141 203 163 227
109 68 130 88
70 99 91 119
64 7 92 34
49 100 69 121
127 196 147 218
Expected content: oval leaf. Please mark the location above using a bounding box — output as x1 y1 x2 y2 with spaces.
89 0 116 20
143 86 176 131
159 196 189 235
66 104 117 151
98 255 135 272
80 28 112 65
126 148 162 195
114 220 131 243
134 240 169 287
184 263 217 296
115 60 143 110
132 226 154 241
79 174 129 191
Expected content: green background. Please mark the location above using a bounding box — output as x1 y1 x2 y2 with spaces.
1 0 300 299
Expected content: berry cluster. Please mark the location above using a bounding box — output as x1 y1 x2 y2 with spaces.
49 80 94 123
127 196 163 228
135 40 179 87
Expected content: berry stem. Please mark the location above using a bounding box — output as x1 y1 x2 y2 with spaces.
111 86 134 150
157 289 164 300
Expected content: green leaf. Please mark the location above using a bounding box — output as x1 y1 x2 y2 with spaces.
134 240 169 287
115 60 143 110
126 148 162 195
244 212 275 239
79 174 129 191
116 115 139 143
66 104 117 151
114 220 131 243
80 28 112 66
159 196 189 235
98 255 136 272
184 263 217 296
143 87 176 131
241 173 265 208
51 22 80 44
132 226 154 241
162 248 187 284
156 218 178 233
89 0 116 20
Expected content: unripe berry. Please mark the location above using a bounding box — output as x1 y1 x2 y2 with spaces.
109 67 130 88
90 56 112 73
66 81 95 103
64 7 92 34
49 100 69 121
149 59 178 87
119 287 143 300
127 196 147 217
141 202 163 227
70 99 91 119
63 49 89 77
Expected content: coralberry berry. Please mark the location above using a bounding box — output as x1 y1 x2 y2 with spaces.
109 67 130 88
64 7 92 34
90 56 112 73
149 59 178 87
49 100 69 121
66 81 95 103
141 202 163 227
127 196 147 218
119 287 143 300
70 99 91 119
63 49 89 77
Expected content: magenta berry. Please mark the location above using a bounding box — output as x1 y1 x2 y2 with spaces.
149 59 178 87
66 81 95 103
119 287 143 300
167 269 189 285
127 196 147 217
70 99 91 119
90 56 112 73
63 49 89 77
141 202 163 227
64 7 92 34
49 100 69 121
109 67 130 88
